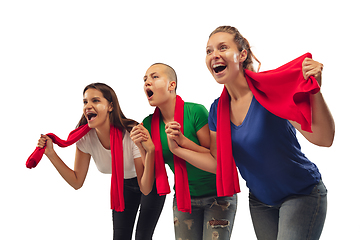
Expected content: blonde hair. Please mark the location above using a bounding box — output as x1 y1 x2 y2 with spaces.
210 26 261 72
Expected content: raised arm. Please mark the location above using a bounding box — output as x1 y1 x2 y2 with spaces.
130 124 155 195
290 58 335 147
37 134 91 190
166 123 217 174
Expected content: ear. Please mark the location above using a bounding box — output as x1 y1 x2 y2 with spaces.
238 49 248 63
108 102 114 112
168 81 176 92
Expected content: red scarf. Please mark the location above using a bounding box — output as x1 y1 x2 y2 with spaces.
151 95 192 213
216 53 320 197
26 124 126 212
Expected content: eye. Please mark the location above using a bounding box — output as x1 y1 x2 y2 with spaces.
220 45 228 51
206 49 213 55
83 100 88 105
153 75 159 79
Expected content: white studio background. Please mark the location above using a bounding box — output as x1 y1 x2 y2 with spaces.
1 0 358 239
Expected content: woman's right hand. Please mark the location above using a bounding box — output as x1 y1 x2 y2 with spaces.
37 134 55 156
130 124 154 152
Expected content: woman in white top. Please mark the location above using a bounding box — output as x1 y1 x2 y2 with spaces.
37 83 165 240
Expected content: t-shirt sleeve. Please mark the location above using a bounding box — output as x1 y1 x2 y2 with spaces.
142 114 153 134
76 136 89 154
208 98 219 132
192 103 209 132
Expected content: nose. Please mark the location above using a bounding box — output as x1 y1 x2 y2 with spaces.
144 78 151 87
208 49 220 62
84 101 92 110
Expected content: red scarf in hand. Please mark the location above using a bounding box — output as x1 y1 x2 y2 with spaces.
216 53 321 197
151 95 192 213
26 124 126 212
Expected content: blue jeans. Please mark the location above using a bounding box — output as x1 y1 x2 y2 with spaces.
249 180 327 240
173 194 237 240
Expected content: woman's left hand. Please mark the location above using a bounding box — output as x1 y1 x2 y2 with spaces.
165 121 184 146
302 57 323 86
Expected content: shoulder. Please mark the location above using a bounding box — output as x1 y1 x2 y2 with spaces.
142 114 153 130
209 97 220 113
76 129 97 153
184 102 208 117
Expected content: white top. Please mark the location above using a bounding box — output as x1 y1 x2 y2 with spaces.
76 128 140 179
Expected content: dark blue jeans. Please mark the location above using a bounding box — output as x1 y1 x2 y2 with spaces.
249 180 327 240
112 177 166 240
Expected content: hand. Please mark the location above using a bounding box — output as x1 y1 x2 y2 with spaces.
167 134 180 154
37 134 54 156
165 121 184 146
302 57 323 86
130 124 154 152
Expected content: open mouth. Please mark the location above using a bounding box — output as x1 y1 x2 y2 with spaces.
87 112 97 121
146 89 154 98
213 64 227 74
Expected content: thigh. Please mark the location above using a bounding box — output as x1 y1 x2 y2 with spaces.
249 193 279 240
203 194 237 240
113 178 142 240
135 184 166 240
173 196 204 240
278 180 327 240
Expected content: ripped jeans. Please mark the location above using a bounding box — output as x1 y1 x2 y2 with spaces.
173 194 237 240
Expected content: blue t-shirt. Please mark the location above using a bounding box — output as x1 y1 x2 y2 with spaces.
208 96 321 205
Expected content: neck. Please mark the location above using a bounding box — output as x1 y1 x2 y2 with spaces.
225 70 251 101
158 94 176 123
95 121 111 149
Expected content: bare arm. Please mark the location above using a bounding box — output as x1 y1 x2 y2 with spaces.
165 122 210 153
290 58 335 147
166 124 217 174
37 135 91 190
130 124 155 195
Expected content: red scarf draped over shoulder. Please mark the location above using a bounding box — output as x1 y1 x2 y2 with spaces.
26 124 126 212
216 53 321 197
151 95 192 213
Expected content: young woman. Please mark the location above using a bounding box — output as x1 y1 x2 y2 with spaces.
130 63 237 240
167 26 335 240
36 83 165 240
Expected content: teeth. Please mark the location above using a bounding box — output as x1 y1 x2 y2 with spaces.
213 63 225 68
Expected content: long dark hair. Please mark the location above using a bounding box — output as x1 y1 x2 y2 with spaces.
77 83 138 132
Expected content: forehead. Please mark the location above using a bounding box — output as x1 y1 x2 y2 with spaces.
83 88 104 98
145 64 167 76
207 32 234 47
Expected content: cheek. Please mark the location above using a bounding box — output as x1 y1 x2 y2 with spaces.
226 51 240 64
97 104 108 113
154 80 166 89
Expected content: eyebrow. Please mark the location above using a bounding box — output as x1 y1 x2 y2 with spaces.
83 97 101 101
207 41 227 48
144 72 158 80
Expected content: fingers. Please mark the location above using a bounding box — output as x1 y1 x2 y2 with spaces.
130 124 149 144
302 58 323 79
37 134 51 148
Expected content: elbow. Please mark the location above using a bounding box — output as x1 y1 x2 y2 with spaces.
72 183 83 190
314 131 335 147
140 187 151 196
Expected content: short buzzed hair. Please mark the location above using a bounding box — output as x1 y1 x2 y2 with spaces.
151 63 177 92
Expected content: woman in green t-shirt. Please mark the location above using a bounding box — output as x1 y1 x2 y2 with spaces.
130 63 237 240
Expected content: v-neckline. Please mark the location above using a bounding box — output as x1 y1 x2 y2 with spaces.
230 96 255 129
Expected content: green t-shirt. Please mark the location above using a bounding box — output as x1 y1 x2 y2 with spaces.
143 102 217 197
